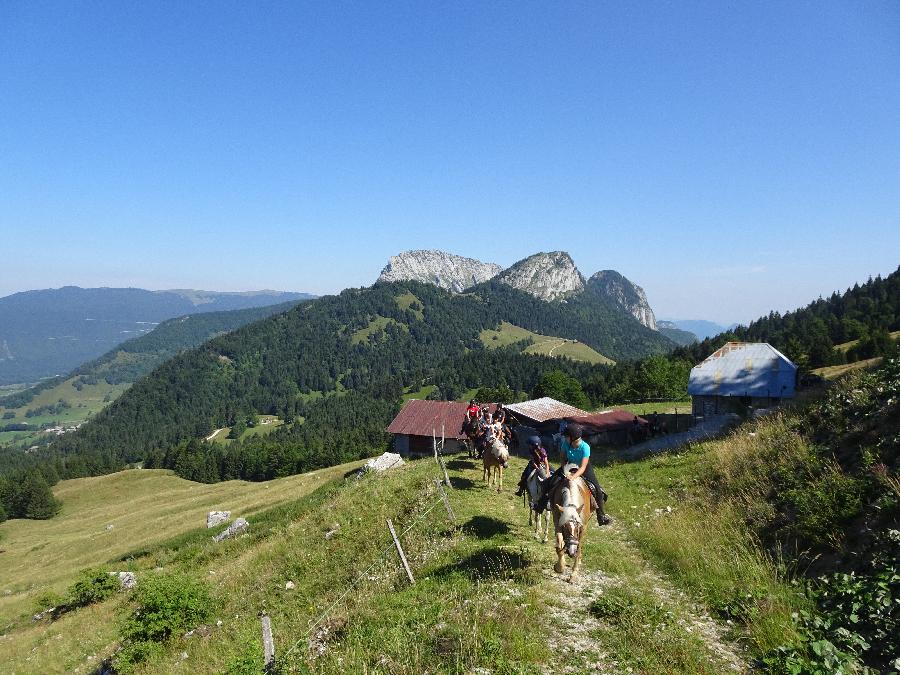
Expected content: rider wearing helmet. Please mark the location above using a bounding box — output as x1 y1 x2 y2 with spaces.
536 423 611 526
515 435 551 496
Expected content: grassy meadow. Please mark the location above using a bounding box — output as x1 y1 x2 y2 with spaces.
479 321 614 365
0 462 359 630
0 408 819 674
0 377 129 448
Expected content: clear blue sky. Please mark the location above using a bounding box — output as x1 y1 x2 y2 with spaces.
2 1 898 325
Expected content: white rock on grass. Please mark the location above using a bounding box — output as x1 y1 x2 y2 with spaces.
212 518 249 542
358 452 404 477
206 511 231 528
109 571 137 590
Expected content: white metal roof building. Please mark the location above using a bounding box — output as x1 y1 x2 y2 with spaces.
688 342 797 415
504 397 590 424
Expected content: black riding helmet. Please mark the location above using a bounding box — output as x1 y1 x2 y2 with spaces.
565 423 584 440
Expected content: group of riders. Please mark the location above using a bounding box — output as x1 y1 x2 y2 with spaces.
460 399 612 527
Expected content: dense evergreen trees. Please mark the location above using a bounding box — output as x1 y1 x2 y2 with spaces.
672 268 900 371
0 469 61 520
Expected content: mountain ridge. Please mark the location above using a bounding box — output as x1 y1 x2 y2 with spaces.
376 249 658 328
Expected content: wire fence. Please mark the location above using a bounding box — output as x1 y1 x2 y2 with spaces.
278 432 457 664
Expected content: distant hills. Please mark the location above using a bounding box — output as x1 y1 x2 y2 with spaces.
0 287 315 385
662 319 735 341
657 321 699 346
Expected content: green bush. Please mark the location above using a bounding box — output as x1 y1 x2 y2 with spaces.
116 572 214 671
783 463 864 548
66 568 120 609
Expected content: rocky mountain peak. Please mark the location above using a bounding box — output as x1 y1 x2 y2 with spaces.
587 270 657 330
495 251 585 302
377 250 503 293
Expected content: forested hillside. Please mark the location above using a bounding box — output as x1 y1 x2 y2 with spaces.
0 287 314 385
0 300 306 411
3 268 897 498
674 267 900 369
0 280 670 483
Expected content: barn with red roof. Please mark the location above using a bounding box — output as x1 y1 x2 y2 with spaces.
385 399 470 456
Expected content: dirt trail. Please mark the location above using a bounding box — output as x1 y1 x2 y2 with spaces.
529 519 748 673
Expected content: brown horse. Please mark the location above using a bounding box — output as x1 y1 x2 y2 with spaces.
482 435 510 492
461 417 480 458
551 463 593 581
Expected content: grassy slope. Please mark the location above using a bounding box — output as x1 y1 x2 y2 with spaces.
812 356 882 380
833 330 900 354
480 321 615 365
0 462 357 628
1 430 807 674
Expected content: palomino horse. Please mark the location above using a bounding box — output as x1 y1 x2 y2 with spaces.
551 463 594 581
482 435 510 492
525 463 551 542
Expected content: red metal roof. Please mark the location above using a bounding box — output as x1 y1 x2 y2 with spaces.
385 399 470 439
504 397 589 423
566 409 648 431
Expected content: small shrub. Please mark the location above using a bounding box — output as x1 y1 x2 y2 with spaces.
32 589 65 614
66 568 120 609
116 572 214 671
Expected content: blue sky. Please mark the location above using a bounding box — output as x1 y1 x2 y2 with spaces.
1 1 898 324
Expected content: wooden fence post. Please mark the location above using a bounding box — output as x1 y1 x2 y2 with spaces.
260 612 275 672
435 479 456 523
387 519 415 585
433 427 451 488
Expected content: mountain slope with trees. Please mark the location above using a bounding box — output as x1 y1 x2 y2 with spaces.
0 287 314 385
1 280 672 482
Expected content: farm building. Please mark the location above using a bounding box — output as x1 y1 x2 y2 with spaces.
502 397 591 453
385 399 470 457
688 342 798 417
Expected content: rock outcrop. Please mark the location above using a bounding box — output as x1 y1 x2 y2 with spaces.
377 250 502 293
212 517 249 542
358 452 405 477
495 252 585 302
587 270 657 330
206 511 231 529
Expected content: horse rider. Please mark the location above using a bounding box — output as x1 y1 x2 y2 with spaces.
535 423 611 526
466 399 480 421
515 435 551 496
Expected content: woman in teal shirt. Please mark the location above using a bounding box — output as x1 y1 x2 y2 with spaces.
538 424 610 526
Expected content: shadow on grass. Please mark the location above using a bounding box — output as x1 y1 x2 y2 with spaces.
431 547 531 581
450 477 476 490
446 460 475 471
461 515 510 539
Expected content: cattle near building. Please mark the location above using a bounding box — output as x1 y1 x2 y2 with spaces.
385 399 471 457
688 342 798 417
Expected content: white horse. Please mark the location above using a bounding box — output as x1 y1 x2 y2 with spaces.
525 462 551 542
551 463 593 581
482 435 510 492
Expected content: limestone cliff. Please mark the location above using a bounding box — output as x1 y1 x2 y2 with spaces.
494 252 585 302
586 270 657 330
377 250 502 293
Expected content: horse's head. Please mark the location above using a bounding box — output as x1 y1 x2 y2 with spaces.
553 476 586 557
555 503 584 557
488 436 509 461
